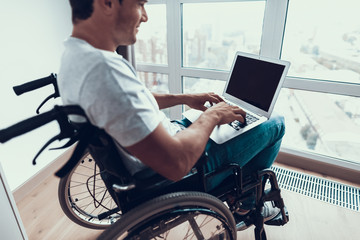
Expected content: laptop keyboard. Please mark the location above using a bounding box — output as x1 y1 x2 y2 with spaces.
229 112 259 131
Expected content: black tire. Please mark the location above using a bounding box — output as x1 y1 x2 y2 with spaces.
97 191 236 240
58 151 121 229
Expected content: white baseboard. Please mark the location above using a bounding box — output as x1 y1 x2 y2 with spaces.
13 147 74 203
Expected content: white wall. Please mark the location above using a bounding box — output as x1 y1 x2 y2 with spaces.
0 1 72 190
0 163 28 239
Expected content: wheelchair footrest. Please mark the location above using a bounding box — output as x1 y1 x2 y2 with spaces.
264 206 289 226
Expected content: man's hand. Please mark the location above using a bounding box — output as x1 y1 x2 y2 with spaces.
205 101 246 125
185 92 224 111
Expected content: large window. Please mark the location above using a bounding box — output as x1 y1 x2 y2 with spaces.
135 0 360 169
279 0 360 165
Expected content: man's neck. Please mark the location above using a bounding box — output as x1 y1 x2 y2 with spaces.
72 22 117 52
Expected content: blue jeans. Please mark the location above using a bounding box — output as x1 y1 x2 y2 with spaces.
177 113 285 206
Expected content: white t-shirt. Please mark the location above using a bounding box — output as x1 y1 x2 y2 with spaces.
58 37 181 174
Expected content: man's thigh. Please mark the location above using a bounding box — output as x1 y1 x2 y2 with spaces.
204 113 285 172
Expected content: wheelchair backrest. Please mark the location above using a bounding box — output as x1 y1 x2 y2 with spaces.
85 126 134 183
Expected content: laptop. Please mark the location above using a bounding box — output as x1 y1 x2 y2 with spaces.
183 51 290 144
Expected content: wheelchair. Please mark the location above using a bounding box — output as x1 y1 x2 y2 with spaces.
1 74 289 240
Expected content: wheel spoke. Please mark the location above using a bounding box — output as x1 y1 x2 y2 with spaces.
188 217 205 239
59 153 121 229
130 211 231 240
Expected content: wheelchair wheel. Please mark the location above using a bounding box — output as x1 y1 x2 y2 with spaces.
97 191 237 240
58 151 121 229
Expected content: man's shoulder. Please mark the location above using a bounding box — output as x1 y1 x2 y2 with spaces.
62 40 101 72
62 39 125 75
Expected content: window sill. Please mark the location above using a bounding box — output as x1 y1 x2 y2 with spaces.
276 147 360 185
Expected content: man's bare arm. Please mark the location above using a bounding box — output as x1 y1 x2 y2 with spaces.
153 92 224 110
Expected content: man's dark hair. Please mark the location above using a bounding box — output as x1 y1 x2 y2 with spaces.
69 0 94 24
69 0 123 24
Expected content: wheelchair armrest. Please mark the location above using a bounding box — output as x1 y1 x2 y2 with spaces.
193 152 244 194
194 151 209 168
193 152 210 191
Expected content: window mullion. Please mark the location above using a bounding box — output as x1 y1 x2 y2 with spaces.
136 64 169 75
167 0 183 119
181 68 228 81
261 0 289 58
283 77 360 98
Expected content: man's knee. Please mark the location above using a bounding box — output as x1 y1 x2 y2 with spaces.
269 113 285 141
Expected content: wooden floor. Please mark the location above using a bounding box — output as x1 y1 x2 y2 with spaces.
16 164 360 240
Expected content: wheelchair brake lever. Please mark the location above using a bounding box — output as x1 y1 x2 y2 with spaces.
32 132 79 165
36 75 60 114
36 93 58 114
32 135 60 165
32 108 80 165
49 137 78 151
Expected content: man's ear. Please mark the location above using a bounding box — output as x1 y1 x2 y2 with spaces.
97 0 113 9
97 0 114 15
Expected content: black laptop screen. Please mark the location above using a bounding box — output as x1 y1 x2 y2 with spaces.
225 55 285 112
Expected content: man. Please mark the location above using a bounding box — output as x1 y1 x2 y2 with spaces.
58 0 285 225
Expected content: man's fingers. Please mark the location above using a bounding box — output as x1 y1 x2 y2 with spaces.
237 114 245 124
213 95 224 103
208 93 224 103
238 109 247 118
232 106 246 115
199 105 208 111
232 106 246 121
